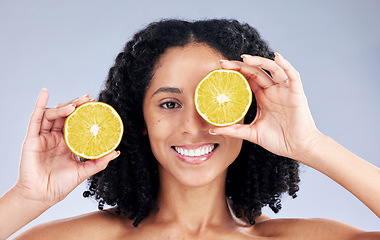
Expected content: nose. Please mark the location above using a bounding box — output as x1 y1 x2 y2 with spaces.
179 103 210 135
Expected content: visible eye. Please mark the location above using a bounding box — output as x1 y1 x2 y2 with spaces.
160 101 181 109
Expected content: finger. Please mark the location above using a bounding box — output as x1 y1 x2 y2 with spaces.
26 88 50 138
42 95 93 133
274 53 303 90
50 107 74 133
40 104 76 133
55 94 91 108
79 151 121 180
241 54 288 85
50 118 66 133
50 99 95 133
209 124 258 143
220 60 275 90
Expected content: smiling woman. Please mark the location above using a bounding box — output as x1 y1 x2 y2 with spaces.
143 43 244 187
88 20 300 228
1 19 379 240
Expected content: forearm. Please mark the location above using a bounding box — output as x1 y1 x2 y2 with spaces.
300 135 380 218
0 186 51 240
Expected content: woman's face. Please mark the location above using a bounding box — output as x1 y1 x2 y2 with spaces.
143 43 243 187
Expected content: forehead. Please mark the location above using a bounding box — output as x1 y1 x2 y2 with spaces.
148 43 224 90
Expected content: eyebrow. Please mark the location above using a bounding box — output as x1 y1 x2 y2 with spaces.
151 87 183 98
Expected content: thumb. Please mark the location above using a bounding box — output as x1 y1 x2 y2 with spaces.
80 151 121 180
209 124 258 143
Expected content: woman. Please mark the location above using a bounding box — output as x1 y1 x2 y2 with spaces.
1 19 379 239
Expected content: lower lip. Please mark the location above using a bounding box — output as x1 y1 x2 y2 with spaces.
172 146 217 165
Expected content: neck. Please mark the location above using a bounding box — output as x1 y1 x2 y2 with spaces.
152 168 233 232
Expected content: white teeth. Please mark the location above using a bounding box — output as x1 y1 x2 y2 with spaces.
195 149 200 156
174 145 216 157
201 148 205 155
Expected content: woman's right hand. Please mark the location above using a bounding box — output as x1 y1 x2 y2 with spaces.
14 88 119 208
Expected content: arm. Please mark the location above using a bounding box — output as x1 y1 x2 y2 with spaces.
0 187 51 240
0 89 119 240
211 53 379 235
11 210 125 240
301 134 380 218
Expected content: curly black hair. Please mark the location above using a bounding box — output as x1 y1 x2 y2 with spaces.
84 18 300 227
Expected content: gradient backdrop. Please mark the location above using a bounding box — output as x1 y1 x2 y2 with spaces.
1 0 379 236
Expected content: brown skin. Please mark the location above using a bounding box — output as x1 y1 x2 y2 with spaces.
8 44 379 239
15 209 372 240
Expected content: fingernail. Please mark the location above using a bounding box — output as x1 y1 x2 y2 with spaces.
42 87 48 91
274 52 282 58
219 59 228 63
209 129 217 135
241 54 252 59
112 151 121 160
79 94 90 99
65 103 76 109
89 98 96 102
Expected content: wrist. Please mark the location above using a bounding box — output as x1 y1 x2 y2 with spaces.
10 184 55 211
292 131 330 167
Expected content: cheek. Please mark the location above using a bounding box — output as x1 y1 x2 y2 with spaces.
146 116 182 167
146 115 176 138
226 138 244 164
145 112 179 153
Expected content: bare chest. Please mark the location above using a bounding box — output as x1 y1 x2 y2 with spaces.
112 225 280 240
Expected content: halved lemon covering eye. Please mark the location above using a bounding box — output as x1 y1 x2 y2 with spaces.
194 69 252 127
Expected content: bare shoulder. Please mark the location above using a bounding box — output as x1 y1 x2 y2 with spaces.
13 208 134 240
251 217 379 240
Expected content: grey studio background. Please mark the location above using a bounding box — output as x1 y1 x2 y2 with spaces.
1 0 379 237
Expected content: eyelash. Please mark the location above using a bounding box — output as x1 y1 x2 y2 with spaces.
159 101 182 109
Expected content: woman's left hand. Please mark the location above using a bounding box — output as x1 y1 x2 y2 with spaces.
211 53 322 162
213 54 380 229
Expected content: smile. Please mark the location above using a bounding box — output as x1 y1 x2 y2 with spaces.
173 144 217 157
